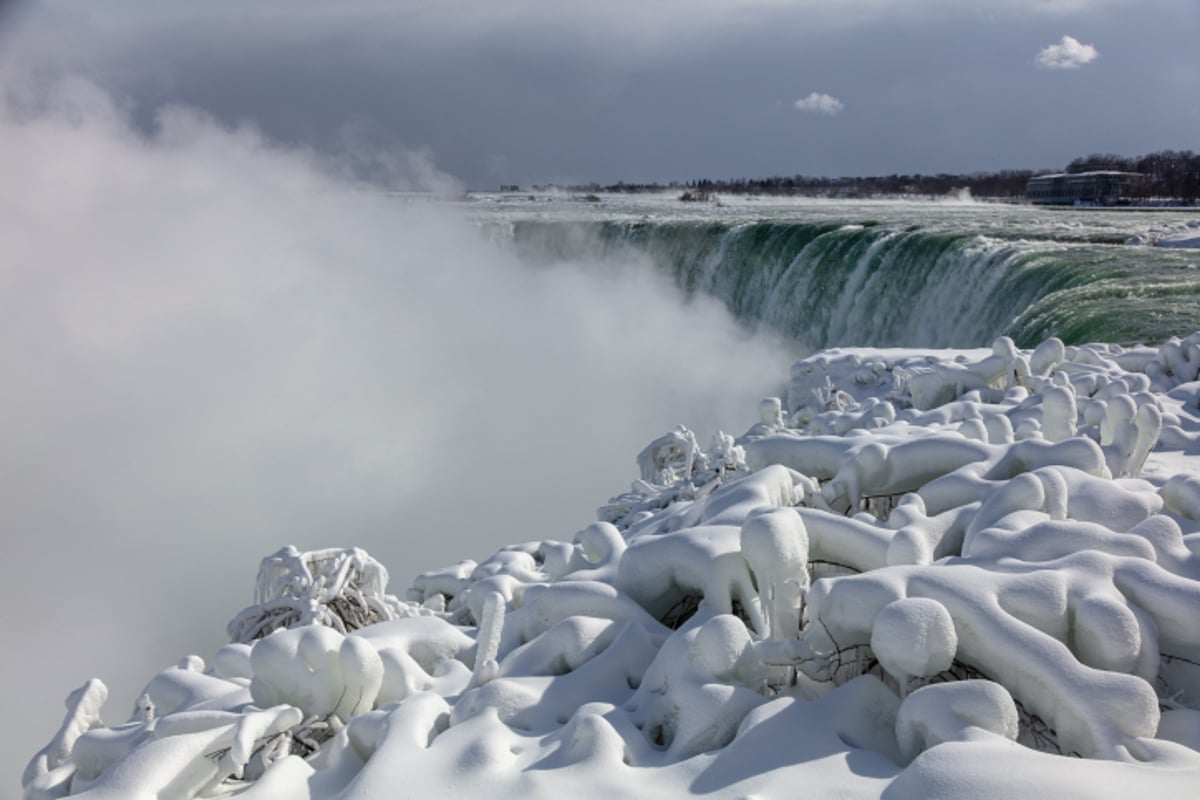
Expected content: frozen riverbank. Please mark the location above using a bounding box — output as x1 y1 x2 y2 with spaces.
25 333 1200 799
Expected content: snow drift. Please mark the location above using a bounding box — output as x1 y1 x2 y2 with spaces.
25 333 1200 799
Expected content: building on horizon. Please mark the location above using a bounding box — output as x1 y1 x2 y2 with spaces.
1026 171 1144 206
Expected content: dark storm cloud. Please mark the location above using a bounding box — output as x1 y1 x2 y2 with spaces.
13 0 1199 186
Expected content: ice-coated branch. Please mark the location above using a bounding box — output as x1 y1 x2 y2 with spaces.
227 545 414 643
22 679 107 797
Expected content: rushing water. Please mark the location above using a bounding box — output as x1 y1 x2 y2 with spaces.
475 194 1200 350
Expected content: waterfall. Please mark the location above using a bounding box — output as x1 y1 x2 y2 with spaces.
502 219 1116 348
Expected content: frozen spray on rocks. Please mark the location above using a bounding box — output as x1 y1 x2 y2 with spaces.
25 333 1200 799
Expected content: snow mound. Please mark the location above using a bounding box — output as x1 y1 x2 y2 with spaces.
25 334 1200 799
870 598 957 691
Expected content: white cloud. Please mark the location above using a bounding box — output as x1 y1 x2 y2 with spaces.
1036 35 1100 69
794 91 844 115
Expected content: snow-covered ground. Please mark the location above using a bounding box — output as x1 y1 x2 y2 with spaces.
25 333 1200 799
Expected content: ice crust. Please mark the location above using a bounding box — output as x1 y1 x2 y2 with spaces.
24 334 1200 799
1126 220 1200 249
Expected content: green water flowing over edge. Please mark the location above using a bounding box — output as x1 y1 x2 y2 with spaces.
499 218 1200 350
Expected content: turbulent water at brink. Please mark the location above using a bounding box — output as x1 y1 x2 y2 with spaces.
477 195 1200 350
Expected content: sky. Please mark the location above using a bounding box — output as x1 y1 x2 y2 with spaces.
0 0 1197 794
4 0 1199 188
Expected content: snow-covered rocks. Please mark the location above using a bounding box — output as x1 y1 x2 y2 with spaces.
26 333 1200 799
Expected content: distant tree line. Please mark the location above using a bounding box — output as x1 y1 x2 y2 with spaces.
554 150 1199 202
1065 150 1200 201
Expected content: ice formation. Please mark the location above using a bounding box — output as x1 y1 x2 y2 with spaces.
226 546 412 644
1126 220 1200 249
25 334 1200 799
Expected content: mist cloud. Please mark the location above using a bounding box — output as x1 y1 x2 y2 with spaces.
1036 35 1099 69
0 70 790 781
